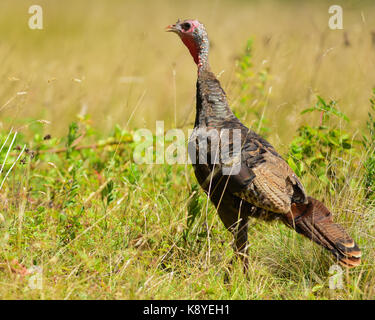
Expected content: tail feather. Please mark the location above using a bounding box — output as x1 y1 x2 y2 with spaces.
285 197 361 268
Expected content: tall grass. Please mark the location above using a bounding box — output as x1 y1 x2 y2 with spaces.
0 129 26 191
0 0 374 299
0 93 374 299
1 0 375 141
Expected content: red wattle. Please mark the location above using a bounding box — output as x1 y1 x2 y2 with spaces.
181 35 199 65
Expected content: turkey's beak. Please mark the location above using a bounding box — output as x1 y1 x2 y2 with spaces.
166 24 180 34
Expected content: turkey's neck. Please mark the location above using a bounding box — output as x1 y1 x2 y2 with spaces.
195 68 237 128
197 38 210 71
187 34 235 127
181 33 210 70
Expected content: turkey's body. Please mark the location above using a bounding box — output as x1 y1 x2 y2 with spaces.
189 68 360 268
168 19 361 268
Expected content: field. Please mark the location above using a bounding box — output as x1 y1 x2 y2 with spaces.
0 0 375 299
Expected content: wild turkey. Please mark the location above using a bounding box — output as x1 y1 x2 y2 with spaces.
167 19 361 268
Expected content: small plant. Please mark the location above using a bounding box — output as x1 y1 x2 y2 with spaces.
287 96 356 193
101 179 115 229
101 180 114 207
181 183 208 252
234 38 271 137
57 157 83 244
66 122 81 160
362 89 375 201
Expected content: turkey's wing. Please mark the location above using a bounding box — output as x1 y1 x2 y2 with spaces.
234 147 307 214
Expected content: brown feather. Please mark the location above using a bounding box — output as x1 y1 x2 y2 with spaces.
284 197 361 267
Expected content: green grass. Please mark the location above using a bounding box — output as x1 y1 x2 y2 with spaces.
0 0 375 300
0 115 374 299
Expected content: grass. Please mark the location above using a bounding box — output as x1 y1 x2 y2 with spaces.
0 112 374 299
0 0 374 299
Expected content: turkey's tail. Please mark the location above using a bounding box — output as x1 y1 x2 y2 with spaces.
284 196 361 268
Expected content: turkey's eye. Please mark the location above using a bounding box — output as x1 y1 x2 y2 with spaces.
181 22 191 31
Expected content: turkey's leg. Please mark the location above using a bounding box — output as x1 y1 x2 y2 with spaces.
213 192 250 271
194 165 252 271
219 209 249 271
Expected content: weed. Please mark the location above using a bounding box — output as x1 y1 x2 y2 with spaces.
287 96 357 194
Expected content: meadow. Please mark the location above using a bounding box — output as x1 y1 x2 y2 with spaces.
0 0 375 299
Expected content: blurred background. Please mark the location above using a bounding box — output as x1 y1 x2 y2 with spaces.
1 0 375 148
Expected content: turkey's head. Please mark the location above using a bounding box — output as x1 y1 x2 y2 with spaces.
166 19 209 66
